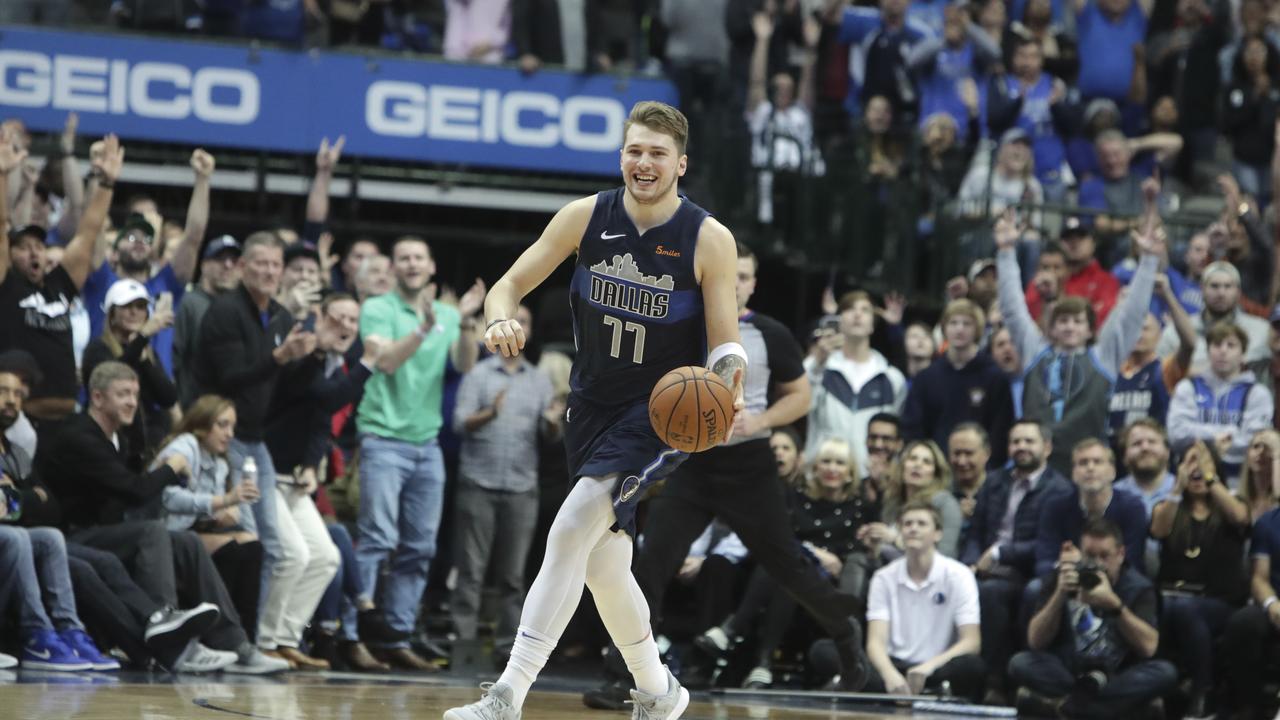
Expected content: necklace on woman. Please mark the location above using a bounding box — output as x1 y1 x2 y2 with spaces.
1185 517 1204 559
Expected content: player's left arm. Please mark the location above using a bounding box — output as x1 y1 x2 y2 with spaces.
695 218 745 413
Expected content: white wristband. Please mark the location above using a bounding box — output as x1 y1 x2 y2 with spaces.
707 342 748 371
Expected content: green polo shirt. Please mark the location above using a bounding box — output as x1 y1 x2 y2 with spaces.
357 292 461 444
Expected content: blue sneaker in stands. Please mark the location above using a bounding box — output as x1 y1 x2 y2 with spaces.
22 628 92 671
59 629 120 670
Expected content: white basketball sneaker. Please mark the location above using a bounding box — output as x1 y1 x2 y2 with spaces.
629 666 689 720
443 682 521 720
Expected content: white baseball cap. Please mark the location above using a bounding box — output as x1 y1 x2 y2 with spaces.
102 279 151 311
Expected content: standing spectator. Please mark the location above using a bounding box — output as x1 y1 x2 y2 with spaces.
1150 441 1250 718
989 326 1024 415
996 210 1159 474
902 299 1013 463
957 130 1045 216
1168 321 1274 477
1157 260 1272 374
277 243 324 322
964 420 1073 700
336 238 381 294
1224 35 1280 206
82 280 178 459
1147 0 1228 180
41 361 289 674
1006 0 1079 82
0 135 118 440
864 412 906 506
1114 419 1177 519
354 255 393 302
903 323 937 380
81 149 213 377
451 305 561 661
829 0 933 124
355 236 483 669
173 235 241 409
909 5 998 143
864 500 984 701
511 0 604 73
805 290 907 476
1010 519 1177 718
1073 0 1152 109
987 37 1075 199
444 0 511 63
152 395 263 643
194 231 319 661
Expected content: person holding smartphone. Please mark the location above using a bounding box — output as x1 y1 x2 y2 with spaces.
82 279 177 459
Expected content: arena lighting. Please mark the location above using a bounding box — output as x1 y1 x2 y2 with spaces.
0 51 259 125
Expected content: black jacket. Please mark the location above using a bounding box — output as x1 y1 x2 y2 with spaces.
265 352 372 474
39 412 181 529
901 352 1015 467
961 464 1073 577
82 334 178 457
194 284 297 442
511 0 603 67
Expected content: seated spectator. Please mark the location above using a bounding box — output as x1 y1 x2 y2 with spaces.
1010 519 1177 719
989 326 1024 416
909 5 997 143
173 235 241 409
1157 260 1272 375
988 37 1075 199
873 440 964 558
40 361 288 675
1168 322 1274 479
864 500 984 701
1077 131 1160 260
152 395 263 639
958 130 1045 216
1035 439 1149 579
0 134 117 439
804 290 907 476
904 299 1013 462
1223 36 1280 206
696 437 878 689
1150 441 1250 718
1219 491 1280 716
444 0 511 63
948 424 992 533
771 426 805 489
82 279 178 458
676 520 750 639
1239 429 1280 521
81 149 212 378
965 420 1073 698
1114 419 1177 519
996 210 1159 474
862 412 906 506
1146 0 1227 181
451 305 562 662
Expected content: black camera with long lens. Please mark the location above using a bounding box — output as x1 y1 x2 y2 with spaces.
1077 560 1105 590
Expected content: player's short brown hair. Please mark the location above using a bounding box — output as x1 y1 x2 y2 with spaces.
1206 321 1249 351
624 102 689 154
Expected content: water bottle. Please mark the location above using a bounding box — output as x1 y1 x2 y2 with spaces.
241 457 259 504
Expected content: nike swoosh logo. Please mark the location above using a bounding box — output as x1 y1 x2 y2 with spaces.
27 649 51 660
600 231 626 240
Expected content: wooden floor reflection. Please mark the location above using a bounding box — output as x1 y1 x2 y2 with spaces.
0 670 903 720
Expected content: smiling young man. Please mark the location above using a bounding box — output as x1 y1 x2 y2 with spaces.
446 101 745 720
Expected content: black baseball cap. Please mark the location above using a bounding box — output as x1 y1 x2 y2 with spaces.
117 213 156 241
8 224 48 246
1060 215 1093 238
284 242 321 267
202 235 241 260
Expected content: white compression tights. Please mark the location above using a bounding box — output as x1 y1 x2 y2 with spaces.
497 474 665 707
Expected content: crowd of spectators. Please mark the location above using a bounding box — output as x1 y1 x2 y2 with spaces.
8 0 1280 718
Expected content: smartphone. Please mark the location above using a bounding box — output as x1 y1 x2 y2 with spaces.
819 314 840 333
302 312 317 332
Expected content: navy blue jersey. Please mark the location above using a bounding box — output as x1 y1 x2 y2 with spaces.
569 188 710 407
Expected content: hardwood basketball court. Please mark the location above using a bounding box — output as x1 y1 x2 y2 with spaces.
0 669 995 719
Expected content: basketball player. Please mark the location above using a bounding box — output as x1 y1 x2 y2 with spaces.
444 101 746 720
582 242 871 709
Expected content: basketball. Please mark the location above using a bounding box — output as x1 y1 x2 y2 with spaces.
648 366 735 453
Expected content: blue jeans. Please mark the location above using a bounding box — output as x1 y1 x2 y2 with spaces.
1161 593 1235 691
228 439 281 613
315 523 363 642
0 526 82 633
356 434 445 647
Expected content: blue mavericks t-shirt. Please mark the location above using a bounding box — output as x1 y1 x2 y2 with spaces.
919 43 984 142
83 263 185 377
1002 74 1068 188
1076 0 1147 101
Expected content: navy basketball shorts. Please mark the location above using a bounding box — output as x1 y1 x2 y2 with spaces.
563 392 687 537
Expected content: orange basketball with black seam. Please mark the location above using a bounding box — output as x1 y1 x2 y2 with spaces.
648 366 735 453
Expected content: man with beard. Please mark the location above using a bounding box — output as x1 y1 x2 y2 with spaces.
173 235 240 409
1113 419 1175 575
1157 260 1273 376
962 420 1072 698
863 412 905 505
82 149 213 377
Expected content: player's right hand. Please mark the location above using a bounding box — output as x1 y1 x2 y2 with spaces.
484 318 526 357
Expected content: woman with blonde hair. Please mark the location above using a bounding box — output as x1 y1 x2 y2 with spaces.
861 440 963 558
694 436 879 688
152 395 263 639
1238 429 1280 521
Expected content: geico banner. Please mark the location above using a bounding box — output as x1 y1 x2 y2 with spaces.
0 26 678 175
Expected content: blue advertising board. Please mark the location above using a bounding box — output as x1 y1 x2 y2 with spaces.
0 26 678 175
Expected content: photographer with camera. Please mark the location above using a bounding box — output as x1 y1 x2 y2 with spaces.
1149 440 1250 718
1010 519 1177 719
